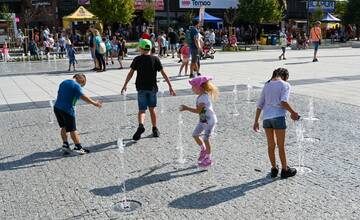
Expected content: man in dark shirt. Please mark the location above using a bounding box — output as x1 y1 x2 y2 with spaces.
168 28 178 58
189 20 202 78
121 39 176 141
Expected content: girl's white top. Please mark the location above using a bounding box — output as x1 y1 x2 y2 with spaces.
196 93 217 124
257 80 290 120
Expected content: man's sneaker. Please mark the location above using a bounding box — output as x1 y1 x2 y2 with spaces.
199 157 212 168
152 127 160 137
133 126 145 141
198 149 206 163
62 144 71 154
313 58 318 62
270 166 279 178
197 72 201 76
73 146 90 154
281 166 297 179
189 73 194 79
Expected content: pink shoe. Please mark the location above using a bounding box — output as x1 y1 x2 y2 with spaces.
198 157 212 168
198 149 206 162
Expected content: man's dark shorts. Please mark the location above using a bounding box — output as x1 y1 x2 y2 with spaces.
138 90 157 111
54 107 77 132
263 116 287 129
191 48 199 64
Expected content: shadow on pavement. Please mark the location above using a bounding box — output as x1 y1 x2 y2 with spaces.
168 176 278 209
0 141 118 171
90 165 207 197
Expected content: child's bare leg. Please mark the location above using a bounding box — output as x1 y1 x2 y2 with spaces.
203 139 211 155
149 107 157 128
70 130 80 145
275 129 287 169
193 136 204 147
179 63 184 75
184 62 188 75
265 128 277 168
61 128 68 142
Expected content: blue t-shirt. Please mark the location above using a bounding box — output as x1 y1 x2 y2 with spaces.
94 36 101 53
190 27 199 50
54 80 84 117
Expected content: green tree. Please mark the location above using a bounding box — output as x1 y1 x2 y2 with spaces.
335 0 348 21
344 0 360 39
224 7 238 27
142 2 155 24
310 6 324 23
237 0 283 24
90 0 135 26
184 11 194 26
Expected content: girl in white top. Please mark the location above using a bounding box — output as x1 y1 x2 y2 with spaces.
180 76 218 168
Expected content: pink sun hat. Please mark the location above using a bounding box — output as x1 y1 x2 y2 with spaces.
189 76 213 89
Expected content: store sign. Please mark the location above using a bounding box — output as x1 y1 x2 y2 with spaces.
308 1 335 12
180 0 238 9
78 0 90 5
32 0 51 6
135 0 164 11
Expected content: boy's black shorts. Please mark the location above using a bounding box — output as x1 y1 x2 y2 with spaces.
54 107 76 132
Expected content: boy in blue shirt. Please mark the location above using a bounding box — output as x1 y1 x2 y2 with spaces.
54 73 102 154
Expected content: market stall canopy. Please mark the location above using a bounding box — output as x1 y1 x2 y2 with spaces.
62 6 99 28
195 12 222 22
322 12 341 22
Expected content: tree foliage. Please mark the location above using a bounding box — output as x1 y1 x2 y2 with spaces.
310 6 324 24
335 0 347 21
237 0 283 24
184 11 194 26
90 0 135 25
224 7 238 26
344 0 360 25
142 2 155 24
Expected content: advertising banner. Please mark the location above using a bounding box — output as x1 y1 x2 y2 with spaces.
78 0 90 5
308 1 335 13
180 0 238 9
199 6 205 26
135 0 164 11
32 0 51 6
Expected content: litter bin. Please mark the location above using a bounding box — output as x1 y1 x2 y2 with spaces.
271 35 277 45
260 36 267 45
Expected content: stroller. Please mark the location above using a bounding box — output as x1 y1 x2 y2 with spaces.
200 39 215 60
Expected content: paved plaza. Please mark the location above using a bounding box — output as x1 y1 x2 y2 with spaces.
0 48 359 219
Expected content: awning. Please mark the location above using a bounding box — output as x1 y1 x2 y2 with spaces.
62 6 99 28
322 12 341 22
195 12 222 22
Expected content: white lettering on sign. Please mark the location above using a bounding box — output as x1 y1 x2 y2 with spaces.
180 0 237 9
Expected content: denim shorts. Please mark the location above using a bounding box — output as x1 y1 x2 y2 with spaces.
263 116 287 129
138 90 157 111
313 42 320 51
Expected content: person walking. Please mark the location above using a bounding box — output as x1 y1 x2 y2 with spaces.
279 29 287 60
93 29 106 71
310 21 322 62
253 68 299 178
121 39 176 141
67 44 77 71
168 28 178 58
54 73 102 154
178 42 190 76
189 20 202 78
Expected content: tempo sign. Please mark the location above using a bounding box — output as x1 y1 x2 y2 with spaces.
180 0 238 9
308 1 335 12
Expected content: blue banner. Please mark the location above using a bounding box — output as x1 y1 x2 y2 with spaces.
308 1 335 13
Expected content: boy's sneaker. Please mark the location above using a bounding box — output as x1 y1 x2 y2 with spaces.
197 149 207 163
73 146 90 154
152 127 160 137
198 157 212 168
189 73 194 78
281 166 297 179
270 166 279 178
133 126 145 141
62 144 71 154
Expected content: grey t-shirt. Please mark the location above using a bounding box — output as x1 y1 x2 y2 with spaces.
257 80 290 120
